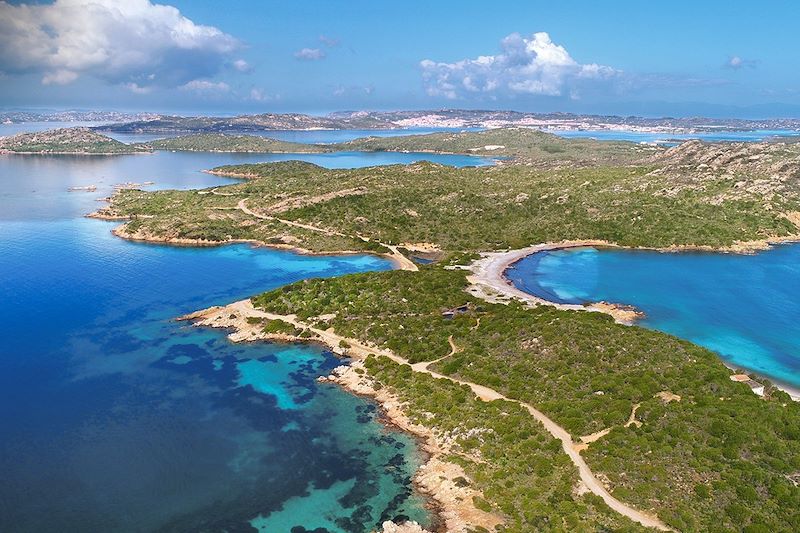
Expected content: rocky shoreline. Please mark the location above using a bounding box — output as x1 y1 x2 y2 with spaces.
178 301 503 533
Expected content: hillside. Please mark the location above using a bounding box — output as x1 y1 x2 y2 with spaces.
246 264 800 532
96 112 398 133
0 128 147 154
337 127 656 165
97 153 800 254
141 133 331 153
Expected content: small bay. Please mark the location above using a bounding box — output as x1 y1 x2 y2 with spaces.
507 245 800 390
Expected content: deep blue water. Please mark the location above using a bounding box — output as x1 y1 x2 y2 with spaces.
508 246 800 389
0 147 469 531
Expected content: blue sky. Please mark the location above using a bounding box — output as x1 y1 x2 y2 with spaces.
1 0 799 117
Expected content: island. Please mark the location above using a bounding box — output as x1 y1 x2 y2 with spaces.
89 128 800 532
138 133 332 153
0 127 150 155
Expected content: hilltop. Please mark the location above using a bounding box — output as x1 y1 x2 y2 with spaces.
0 128 148 155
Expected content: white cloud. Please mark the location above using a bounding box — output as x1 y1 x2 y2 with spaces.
248 87 277 102
726 55 757 70
420 32 619 99
180 80 230 93
0 0 240 89
124 82 152 94
232 59 252 72
294 48 325 61
332 84 375 97
42 69 79 86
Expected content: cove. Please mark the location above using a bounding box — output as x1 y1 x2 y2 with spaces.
0 146 456 531
507 245 800 392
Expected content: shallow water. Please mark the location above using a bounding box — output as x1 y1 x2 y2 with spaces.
507 245 800 389
0 148 452 531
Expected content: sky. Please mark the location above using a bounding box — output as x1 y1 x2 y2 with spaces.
1 0 800 117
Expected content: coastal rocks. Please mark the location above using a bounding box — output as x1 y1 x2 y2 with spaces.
327 363 504 533
592 301 645 324
379 519 429 533
180 300 503 532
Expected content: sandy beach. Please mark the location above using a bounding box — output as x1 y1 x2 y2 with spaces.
466 240 644 324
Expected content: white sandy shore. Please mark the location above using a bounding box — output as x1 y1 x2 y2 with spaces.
466 240 643 324
467 240 800 402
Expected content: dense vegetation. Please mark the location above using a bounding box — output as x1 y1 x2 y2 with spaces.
102 156 799 253
365 355 646 532
141 133 330 153
253 266 800 532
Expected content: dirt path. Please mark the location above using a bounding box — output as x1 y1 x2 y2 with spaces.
236 199 418 271
223 300 672 531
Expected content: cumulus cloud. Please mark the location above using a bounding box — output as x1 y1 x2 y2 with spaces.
420 32 619 99
179 80 230 94
726 55 758 69
0 0 240 89
294 48 325 61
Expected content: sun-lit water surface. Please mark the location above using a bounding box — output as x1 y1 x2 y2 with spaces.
507 246 800 389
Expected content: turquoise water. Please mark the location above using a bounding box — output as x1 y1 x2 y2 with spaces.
507 246 800 389
0 148 462 531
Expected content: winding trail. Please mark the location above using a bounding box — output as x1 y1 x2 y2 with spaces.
236 198 418 271
223 299 672 531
